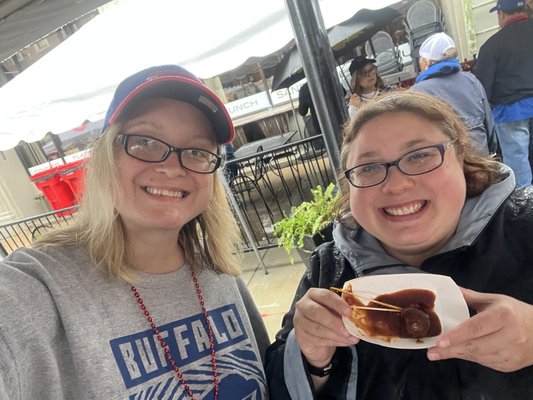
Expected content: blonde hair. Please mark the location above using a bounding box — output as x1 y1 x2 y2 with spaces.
335 91 502 225
35 124 242 282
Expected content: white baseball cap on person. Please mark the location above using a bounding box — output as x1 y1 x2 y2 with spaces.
418 32 456 62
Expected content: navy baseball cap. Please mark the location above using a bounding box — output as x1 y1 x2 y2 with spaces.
103 65 234 144
489 0 525 12
349 56 377 75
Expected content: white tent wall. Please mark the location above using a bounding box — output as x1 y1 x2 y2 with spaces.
0 0 403 152
0 149 50 220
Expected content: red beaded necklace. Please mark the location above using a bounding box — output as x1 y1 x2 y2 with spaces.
131 269 219 400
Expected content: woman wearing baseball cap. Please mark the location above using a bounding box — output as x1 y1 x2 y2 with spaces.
347 56 397 118
0 65 269 399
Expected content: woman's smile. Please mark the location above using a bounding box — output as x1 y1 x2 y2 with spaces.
143 186 188 199
382 200 427 217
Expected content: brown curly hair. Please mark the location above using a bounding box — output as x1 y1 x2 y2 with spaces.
335 91 502 225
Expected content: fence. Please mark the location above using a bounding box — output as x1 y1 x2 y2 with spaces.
0 136 336 257
0 206 79 256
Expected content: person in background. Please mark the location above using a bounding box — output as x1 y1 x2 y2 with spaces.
265 91 533 399
0 65 269 399
223 142 239 182
410 32 497 156
475 0 533 187
347 55 394 118
242 121 266 143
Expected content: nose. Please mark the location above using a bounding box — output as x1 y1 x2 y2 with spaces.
155 151 187 178
381 165 414 193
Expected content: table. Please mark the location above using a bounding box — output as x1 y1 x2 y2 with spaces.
234 131 297 159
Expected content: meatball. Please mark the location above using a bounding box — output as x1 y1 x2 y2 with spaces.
400 304 431 338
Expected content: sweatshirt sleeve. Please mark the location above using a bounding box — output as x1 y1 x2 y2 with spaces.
0 330 20 400
0 249 63 400
265 242 358 399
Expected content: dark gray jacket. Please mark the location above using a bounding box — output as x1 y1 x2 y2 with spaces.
475 18 533 105
266 166 533 399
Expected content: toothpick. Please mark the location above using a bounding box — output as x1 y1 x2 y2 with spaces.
351 305 401 313
330 287 403 311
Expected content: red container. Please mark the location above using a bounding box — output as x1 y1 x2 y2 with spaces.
30 169 76 216
57 160 86 202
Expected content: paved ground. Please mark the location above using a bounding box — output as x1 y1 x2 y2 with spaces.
240 247 306 341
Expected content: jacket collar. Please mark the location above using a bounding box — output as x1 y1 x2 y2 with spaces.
502 14 528 28
415 59 461 84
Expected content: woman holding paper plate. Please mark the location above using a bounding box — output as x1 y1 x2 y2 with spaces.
265 91 533 399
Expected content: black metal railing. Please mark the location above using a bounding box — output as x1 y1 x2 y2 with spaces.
0 136 336 256
225 135 335 251
0 206 79 256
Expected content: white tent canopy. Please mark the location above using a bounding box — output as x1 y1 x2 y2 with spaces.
0 0 401 151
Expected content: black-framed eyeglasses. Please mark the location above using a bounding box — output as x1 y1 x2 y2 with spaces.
116 134 222 174
344 141 456 188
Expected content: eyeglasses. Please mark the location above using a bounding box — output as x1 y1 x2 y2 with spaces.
361 66 377 77
344 141 456 188
116 134 222 174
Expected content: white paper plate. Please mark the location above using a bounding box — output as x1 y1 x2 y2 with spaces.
341 273 470 349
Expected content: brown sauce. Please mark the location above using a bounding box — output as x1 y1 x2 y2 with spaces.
343 287 442 342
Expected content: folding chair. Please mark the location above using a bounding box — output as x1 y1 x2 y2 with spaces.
365 31 403 76
404 0 445 72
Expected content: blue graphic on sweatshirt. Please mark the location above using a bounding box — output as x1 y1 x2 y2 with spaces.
110 304 267 399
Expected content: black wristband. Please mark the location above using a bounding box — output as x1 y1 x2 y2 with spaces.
303 358 334 377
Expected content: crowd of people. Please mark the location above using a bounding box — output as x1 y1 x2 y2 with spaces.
2 0 533 399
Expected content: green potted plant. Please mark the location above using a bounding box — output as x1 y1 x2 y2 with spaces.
273 183 340 266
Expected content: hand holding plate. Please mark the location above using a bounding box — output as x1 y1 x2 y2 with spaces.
428 287 533 372
293 287 359 367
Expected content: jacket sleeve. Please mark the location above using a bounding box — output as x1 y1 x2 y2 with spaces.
265 242 358 399
298 84 311 117
235 277 271 363
474 44 497 104
482 87 500 156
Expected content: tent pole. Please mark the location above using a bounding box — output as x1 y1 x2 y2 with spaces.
335 58 352 95
287 88 303 138
259 64 274 107
221 174 269 275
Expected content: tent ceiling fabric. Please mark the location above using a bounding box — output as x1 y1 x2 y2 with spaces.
0 0 111 62
0 0 405 151
271 7 401 91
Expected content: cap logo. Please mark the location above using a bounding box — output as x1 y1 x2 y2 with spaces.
198 95 219 113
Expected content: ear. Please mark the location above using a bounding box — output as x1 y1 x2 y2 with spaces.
418 57 427 71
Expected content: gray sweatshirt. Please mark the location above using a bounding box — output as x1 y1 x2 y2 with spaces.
0 245 269 399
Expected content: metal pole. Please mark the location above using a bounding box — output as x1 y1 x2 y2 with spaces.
221 173 269 275
258 64 274 107
284 0 347 185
